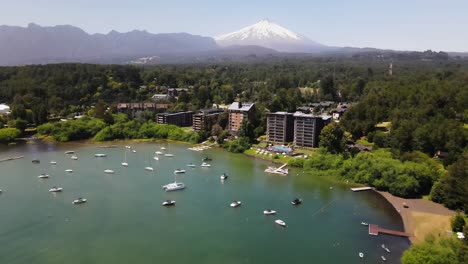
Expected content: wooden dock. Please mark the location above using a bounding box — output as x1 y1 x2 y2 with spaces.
350 187 373 192
0 156 24 162
368 224 411 237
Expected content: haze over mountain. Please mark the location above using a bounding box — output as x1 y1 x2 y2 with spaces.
215 19 327 52
0 23 218 65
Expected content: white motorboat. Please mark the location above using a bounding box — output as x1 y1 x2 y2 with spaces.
65 151 74 154
291 198 302 205
65 169 73 173
162 200 176 206
122 162 129 167
163 182 186 192
104 169 114 174
132 149 136 153
361 222 369 226
122 149 129 167
153 157 159 160
201 162 211 167
50 161 57 165
49 187 63 192
220 173 228 180
160 147 166 150
144 167 154 171
187 163 196 168
359 252 364 258
174 169 186 174
155 151 163 155
263 209 277 215
275 219 287 227
230 201 241 207
164 154 174 157
125 145 131 149
38 174 50 179
94 153 107 157
381 256 387 261
71 155 78 160
73 198 87 204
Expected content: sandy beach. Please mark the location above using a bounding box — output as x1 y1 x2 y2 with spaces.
376 191 454 243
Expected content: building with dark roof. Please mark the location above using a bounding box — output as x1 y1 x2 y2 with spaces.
193 108 224 132
156 111 194 127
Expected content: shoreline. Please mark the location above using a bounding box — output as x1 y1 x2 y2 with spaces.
374 190 454 243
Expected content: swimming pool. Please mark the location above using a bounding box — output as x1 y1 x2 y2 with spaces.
272 146 293 153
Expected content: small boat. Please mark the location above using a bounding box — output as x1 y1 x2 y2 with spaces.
162 200 176 206
49 187 63 192
164 154 174 157
50 161 57 165
291 198 302 205
73 198 87 204
163 182 186 192
202 157 212 161
122 149 129 167
361 222 369 226
201 162 211 167
263 209 277 215
122 162 129 167
104 169 114 174
38 174 50 179
125 145 131 149
144 167 154 171
220 173 228 180
32 159 40 164
71 155 78 160
174 169 186 174
160 147 166 150
153 156 159 161
65 151 74 154
381 244 391 253
94 153 107 157
381 256 386 261
359 252 364 258
155 151 163 155
65 169 73 173
132 149 136 153
230 201 241 207
275 219 287 227
187 163 196 168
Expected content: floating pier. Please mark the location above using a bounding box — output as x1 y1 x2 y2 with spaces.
369 224 411 237
350 187 373 192
264 163 288 175
0 156 24 162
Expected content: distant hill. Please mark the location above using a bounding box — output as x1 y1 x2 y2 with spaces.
0 23 218 65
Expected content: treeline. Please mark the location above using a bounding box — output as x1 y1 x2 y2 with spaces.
37 115 200 143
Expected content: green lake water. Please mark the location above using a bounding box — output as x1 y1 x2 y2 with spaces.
0 141 409 264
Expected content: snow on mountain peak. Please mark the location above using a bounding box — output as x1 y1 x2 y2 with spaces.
215 19 324 52
215 19 304 42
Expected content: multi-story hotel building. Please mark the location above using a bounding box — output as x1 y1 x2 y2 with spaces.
156 111 194 127
293 112 331 148
192 109 224 132
227 102 256 135
266 112 294 144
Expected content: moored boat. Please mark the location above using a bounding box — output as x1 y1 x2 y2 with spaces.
73 198 87 204
163 182 186 192
361 222 369 226
65 169 73 173
144 167 154 171
164 154 174 157
174 169 186 174
263 209 277 215
187 163 196 168
230 201 241 207
50 161 57 165
275 219 286 227
359 252 364 258
291 198 302 205
49 187 63 192
71 155 78 160
381 256 386 261
38 173 50 179
104 169 114 174
94 153 107 157
65 151 74 154
201 162 211 167
162 200 176 206
202 157 212 161
155 151 163 155
220 173 228 180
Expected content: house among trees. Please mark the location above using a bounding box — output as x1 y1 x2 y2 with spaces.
228 102 256 135
0 103 10 115
433 150 449 159
167 88 190 97
152 94 169 101
117 103 168 112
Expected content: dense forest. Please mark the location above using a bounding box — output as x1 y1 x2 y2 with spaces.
0 57 466 212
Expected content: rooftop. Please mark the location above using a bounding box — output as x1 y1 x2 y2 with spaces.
228 102 255 112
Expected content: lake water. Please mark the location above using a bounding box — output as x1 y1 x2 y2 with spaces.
0 141 410 264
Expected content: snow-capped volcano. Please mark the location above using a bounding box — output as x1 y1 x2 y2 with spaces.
215 19 326 52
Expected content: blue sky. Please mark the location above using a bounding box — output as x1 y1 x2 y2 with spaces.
2 0 467 51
